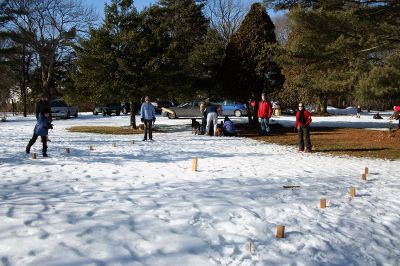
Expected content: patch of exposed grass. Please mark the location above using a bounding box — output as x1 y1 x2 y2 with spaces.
238 124 400 160
67 126 142 135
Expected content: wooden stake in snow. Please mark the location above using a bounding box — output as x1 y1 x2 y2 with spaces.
361 173 367 180
89 146 94 151
192 157 198 171
65 148 70 154
32 153 37 159
364 166 369 175
276 225 285 238
112 143 117 147
320 198 327 208
350 187 356 197
131 140 135 144
248 240 254 254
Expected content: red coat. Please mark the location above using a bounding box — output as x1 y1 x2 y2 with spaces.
295 110 312 127
258 101 272 118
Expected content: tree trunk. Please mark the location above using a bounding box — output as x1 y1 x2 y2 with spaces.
21 44 27 117
319 97 328 114
130 101 137 129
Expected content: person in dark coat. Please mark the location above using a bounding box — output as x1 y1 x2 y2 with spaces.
26 108 53 157
140 96 156 141
356 105 362 118
35 96 50 120
222 116 237 136
295 103 312 152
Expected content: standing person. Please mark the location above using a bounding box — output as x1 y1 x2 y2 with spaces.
26 108 53 157
35 95 50 120
199 100 207 135
356 105 362 118
295 103 312 153
222 116 237 136
140 96 156 141
206 104 219 136
258 93 272 135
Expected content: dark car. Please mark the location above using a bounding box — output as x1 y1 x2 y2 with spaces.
93 103 122 116
151 100 176 114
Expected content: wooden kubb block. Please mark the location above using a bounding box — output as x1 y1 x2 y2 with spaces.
112 143 117 147
31 153 37 159
276 225 285 238
192 157 198 172
361 173 367 180
364 167 369 174
139 123 145 130
320 198 327 208
350 187 356 197
65 148 70 153
131 140 135 144
89 146 94 150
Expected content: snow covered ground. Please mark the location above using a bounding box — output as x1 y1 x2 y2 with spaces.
0 111 399 266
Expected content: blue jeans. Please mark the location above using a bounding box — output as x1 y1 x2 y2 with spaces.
260 118 270 135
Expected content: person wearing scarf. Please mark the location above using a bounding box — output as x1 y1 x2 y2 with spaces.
295 103 312 152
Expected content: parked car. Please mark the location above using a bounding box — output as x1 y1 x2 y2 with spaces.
93 103 122 116
162 100 220 119
50 99 78 119
151 100 176 114
219 100 247 117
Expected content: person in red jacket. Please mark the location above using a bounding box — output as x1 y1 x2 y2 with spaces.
295 103 312 152
258 93 272 135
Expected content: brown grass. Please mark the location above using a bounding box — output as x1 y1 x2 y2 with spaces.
67 126 142 135
237 124 400 160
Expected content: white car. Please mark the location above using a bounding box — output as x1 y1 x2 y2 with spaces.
50 99 78 119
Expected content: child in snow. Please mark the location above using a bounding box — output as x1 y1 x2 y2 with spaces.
222 116 237 136
295 103 312 153
26 108 53 157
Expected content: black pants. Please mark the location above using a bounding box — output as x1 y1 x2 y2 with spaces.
28 134 47 154
298 126 311 151
144 120 153 140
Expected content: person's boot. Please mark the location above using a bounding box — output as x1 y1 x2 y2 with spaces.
26 145 30 154
43 153 48 157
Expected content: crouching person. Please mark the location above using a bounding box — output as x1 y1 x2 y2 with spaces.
222 116 237 136
26 108 53 157
295 103 312 153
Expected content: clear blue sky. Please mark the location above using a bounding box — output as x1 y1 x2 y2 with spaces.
84 0 279 20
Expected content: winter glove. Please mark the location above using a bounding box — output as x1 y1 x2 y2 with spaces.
153 117 156 122
49 124 54 130
141 118 144 123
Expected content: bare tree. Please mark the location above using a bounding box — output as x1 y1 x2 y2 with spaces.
1 0 96 99
206 0 249 45
273 13 290 45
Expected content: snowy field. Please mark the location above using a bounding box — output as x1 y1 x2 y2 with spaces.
0 111 399 266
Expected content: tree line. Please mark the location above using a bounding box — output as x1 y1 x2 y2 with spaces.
1 0 399 122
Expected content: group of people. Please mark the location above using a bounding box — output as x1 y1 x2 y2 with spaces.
26 94 314 157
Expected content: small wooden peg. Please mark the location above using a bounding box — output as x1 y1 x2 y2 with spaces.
131 140 135 144
89 146 94 150
248 240 254 253
320 198 327 208
361 173 367 180
276 225 285 238
350 187 356 197
192 157 198 171
364 166 369 174
65 148 70 153
112 143 117 147
32 153 37 159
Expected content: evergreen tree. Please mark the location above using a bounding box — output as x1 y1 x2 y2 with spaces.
269 0 400 111
221 3 284 103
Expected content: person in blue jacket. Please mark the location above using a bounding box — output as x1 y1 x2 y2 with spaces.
140 96 156 141
26 108 53 157
222 116 237 136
